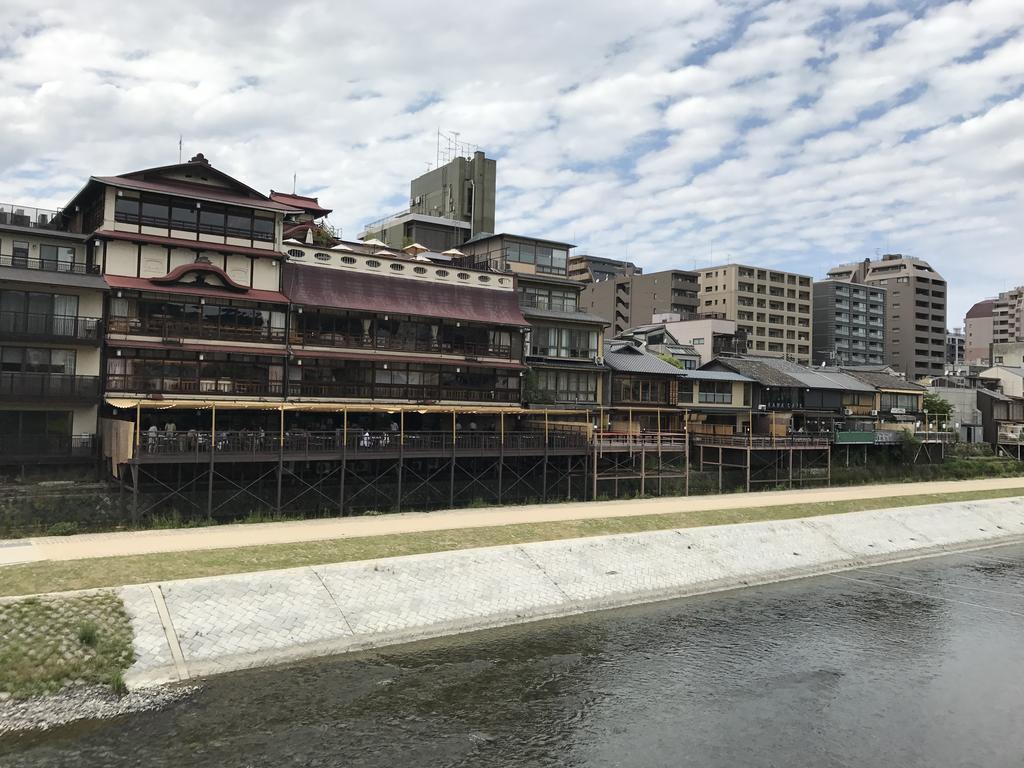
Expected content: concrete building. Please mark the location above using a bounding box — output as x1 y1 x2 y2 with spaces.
645 316 746 366
0 203 105 471
580 269 699 339
992 285 1024 345
612 325 700 369
980 366 1024 399
359 151 496 252
946 328 966 372
991 341 1024 368
964 298 995 366
811 279 886 367
696 264 813 365
567 255 640 283
827 254 946 380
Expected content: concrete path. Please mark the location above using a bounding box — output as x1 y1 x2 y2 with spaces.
7 477 1024 564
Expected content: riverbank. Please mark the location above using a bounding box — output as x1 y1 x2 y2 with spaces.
4 481 1024 596
4 495 1023 734
114 495 1024 687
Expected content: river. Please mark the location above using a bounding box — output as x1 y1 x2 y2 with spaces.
4 544 1024 767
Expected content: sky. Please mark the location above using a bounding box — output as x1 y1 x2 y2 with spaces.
1 0 1022 324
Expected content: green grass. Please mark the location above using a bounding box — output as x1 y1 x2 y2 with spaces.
3 486 1023 599
0 592 135 698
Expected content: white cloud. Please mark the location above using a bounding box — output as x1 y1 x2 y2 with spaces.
1 0 1022 322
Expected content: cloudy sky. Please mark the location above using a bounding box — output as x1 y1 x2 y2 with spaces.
2 0 1022 322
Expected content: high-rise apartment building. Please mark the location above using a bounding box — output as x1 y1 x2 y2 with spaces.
992 285 1024 345
965 298 996 366
359 151 496 252
696 264 813 365
827 254 946 380
811 279 886 366
567 255 640 283
579 269 699 339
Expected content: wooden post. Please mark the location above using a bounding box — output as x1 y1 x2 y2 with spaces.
396 411 403 513
718 446 723 492
497 412 504 505
134 403 141 458
745 446 751 492
449 410 456 508
276 404 284 516
208 404 216 520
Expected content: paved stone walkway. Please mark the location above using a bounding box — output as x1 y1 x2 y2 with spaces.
8 477 1024 564
119 497 1024 687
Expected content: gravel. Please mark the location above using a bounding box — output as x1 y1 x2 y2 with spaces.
0 683 199 735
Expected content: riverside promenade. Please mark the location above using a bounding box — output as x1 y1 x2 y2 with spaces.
116 494 1024 687
5 477 1024 565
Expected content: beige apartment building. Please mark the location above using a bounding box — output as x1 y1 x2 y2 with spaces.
827 254 946 380
992 285 1024 345
580 269 699 340
696 264 813 365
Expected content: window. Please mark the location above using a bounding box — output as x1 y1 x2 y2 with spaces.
366 260 381 268
114 193 141 223
529 326 599 359
413 266 427 275
226 208 253 238
171 201 198 231
39 245 76 272
287 249 304 258
390 263 405 271
0 346 76 374
253 213 275 242
315 253 331 261
698 381 732 404
141 196 170 227
530 370 597 403
0 410 72 442
691 337 705 345
456 272 470 280
341 256 357 265
615 376 669 404
199 205 226 235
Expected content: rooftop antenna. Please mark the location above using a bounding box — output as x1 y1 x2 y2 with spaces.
292 173 297 195
178 135 182 163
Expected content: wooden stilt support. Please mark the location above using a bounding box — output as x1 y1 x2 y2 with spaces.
208 404 216 520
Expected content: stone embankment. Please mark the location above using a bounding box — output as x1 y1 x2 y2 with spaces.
119 497 1024 687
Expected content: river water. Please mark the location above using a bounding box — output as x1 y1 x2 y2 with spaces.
4 544 1024 767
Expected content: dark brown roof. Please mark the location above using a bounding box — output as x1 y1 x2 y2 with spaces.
270 191 332 216
966 299 996 319
104 274 289 304
291 347 525 370
150 261 248 292
91 176 301 213
282 264 528 327
94 230 285 259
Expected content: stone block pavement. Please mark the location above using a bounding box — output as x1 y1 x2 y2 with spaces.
119 496 1024 688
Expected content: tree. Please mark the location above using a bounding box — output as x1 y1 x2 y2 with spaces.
923 392 953 419
655 352 684 369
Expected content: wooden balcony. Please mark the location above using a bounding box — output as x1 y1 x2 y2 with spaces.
132 429 589 463
0 434 96 462
0 312 102 345
0 372 100 401
107 317 285 344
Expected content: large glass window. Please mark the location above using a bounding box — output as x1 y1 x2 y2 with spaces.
114 193 141 223
615 376 668 403
39 245 76 272
226 208 253 238
171 201 198 230
141 196 170 227
0 346 75 374
530 370 597 403
253 213 275 242
529 325 598 360
698 381 733 404
199 205 226 235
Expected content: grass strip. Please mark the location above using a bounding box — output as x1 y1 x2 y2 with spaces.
0 592 133 698
3 487 1023 599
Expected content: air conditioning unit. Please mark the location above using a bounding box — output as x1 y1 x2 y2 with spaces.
757 404 767 411
890 407 906 415
870 410 879 417
843 408 853 416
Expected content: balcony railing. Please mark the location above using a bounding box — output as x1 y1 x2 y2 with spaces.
690 434 832 449
0 312 102 343
0 203 61 229
0 434 96 460
518 295 579 313
133 429 589 459
293 329 512 359
0 372 100 400
105 375 521 403
108 317 286 344
0 253 100 275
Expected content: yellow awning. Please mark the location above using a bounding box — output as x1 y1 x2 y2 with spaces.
105 398 594 416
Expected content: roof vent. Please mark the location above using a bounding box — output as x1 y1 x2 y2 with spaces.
190 153 210 165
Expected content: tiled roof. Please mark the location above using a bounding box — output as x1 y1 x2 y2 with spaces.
838 368 927 392
92 176 301 213
603 342 686 375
